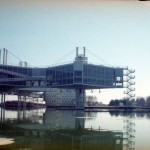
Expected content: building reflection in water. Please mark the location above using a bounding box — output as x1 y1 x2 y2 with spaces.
43 109 85 129
109 111 135 150
0 108 124 150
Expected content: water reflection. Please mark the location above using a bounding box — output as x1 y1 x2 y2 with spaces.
43 109 85 129
109 111 150 119
0 108 124 150
146 113 150 119
1 107 150 150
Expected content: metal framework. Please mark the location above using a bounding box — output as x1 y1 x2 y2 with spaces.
123 67 135 150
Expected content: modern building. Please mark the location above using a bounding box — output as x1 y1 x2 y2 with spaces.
0 47 124 109
45 47 124 109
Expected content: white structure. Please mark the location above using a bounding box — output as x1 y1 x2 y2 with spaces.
44 88 76 107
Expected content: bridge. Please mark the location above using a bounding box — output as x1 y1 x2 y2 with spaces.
0 47 135 109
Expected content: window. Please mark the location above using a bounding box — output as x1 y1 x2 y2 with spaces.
74 78 82 83
74 71 82 76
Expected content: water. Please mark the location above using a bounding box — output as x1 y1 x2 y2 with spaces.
0 107 150 150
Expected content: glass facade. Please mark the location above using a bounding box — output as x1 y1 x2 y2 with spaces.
83 64 116 87
0 65 32 76
0 63 123 89
46 63 123 88
46 64 74 86
32 68 46 77
74 70 82 84
0 65 32 86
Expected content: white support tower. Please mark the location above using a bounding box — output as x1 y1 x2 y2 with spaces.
0 48 8 65
124 68 135 104
123 67 135 150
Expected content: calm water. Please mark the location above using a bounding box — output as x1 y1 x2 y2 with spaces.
0 107 150 150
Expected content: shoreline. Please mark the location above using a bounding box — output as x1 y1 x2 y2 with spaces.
1 101 150 112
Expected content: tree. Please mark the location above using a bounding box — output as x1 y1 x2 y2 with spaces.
109 100 115 106
114 99 119 106
146 97 150 107
109 99 119 106
136 97 145 107
122 99 132 106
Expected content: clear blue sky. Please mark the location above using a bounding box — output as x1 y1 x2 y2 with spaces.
0 0 150 103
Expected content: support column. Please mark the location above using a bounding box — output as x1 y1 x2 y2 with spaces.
75 88 85 110
0 94 5 122
3 48 5 65
3 94 5 122
75 110 85 129
3 94 5 110
5 49 8 65
2 48 8 65
1 94 3 122
0 49 1 64
23 93 26 119
17 94 21 121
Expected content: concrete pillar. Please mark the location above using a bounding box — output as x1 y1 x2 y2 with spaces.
3 48 5 65
75 88 85 110
5 49 8 65
76 47 79 57
2 48 8 65
0 49 1 64
3 94 5 121
75 111 85 129
1 94 3 122
83 47 86 57
17 94 21 120
23 93 26 119
1 94 5 122
3 94 5 110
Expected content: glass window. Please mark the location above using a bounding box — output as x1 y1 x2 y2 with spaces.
74 78 82 83
74 71 82 76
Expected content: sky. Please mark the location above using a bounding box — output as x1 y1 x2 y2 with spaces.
0 0 150 104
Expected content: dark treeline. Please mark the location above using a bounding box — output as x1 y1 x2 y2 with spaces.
109 96 150 107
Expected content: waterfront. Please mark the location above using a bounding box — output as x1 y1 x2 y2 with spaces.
0 107 150 150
